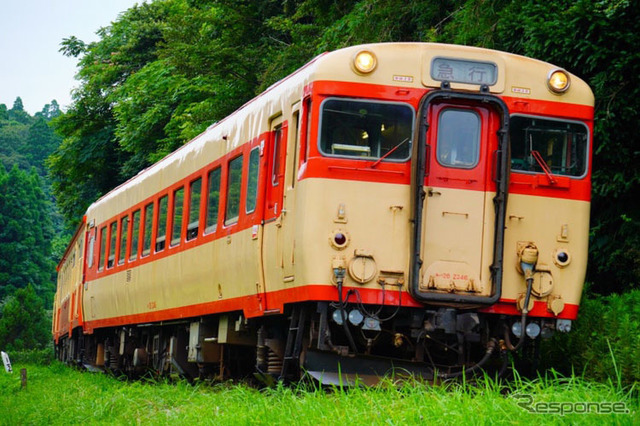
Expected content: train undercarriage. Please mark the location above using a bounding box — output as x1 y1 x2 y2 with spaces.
55 301 554 385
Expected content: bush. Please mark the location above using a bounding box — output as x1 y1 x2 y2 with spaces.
541 289 640 387
2 348 55 366
0 284 51 351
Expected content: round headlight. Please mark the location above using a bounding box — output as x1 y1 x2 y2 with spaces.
547 69 570 93
353 50 377 74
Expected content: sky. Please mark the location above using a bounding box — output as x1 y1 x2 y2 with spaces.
0 0 143 114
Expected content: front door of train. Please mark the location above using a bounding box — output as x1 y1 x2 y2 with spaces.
411 92 509 304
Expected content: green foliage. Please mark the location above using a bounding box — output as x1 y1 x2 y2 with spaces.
0 98 62 176
6 348 54 365
0 284 50 351
489 0 640 293
0 165 56 304
0 98 63 330
541 289 640 387
49 1 172 227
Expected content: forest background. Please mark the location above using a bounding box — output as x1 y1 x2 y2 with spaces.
0 0 638 382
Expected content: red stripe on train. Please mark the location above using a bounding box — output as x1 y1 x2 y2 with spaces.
82 284 578 333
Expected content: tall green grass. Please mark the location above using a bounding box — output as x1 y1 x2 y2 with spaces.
541 289 640 386
0 363 636 425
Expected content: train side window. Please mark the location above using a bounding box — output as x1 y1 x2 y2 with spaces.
302 97 311 163
118 215 129 265
98 226 106 271
129 210 140 261
107 221 117 268
156 195 168 252
272 126 283 186
142 203 153 257
291 109 300 188
225 155 243 225
77 236 83 262
187 178 202 241
436 109 481 169
170 187 184 247
246 148 260 213
87 231 95 268
205 168 221 234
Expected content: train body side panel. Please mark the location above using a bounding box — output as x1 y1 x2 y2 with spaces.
83 226 262 329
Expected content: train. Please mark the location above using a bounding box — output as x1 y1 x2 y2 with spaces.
53 42 594 384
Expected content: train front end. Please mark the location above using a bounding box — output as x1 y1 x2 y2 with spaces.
296 43 593 381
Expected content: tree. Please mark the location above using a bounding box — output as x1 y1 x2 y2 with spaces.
0 165 55 304
0 284 50 351
36 100 62 121
8 97 29 124
50 1 173 226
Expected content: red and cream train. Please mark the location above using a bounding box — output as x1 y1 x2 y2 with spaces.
53 43 593 382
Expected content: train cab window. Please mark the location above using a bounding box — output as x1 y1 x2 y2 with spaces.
246 148 260 213
129 210 140 261
98 226 106 271
171 187 184 247
205 168 221 234
187 178 201 241
118 215 129 265
156 195 168 252
142 203 153 257
107 221 117 268
510 116 588 177
225 155 243 225
436 109 481 169
319 98 413 161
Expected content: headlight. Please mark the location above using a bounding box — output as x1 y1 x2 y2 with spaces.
353 50 377 74
547 69 570 93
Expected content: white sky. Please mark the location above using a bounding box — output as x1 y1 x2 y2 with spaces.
0 0 142 114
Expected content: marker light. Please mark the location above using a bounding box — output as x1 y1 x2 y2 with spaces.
554 249 571 268
547 69 570 93
332 309 344 325
348 309 364 326
511 321 523 338
525 322 541 339
353 50 377 74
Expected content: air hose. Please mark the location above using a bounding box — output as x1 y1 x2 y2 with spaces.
505 250 537 351
334 267 358 354
437 338 498 379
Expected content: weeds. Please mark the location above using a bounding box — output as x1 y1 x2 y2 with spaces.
0 362 637 425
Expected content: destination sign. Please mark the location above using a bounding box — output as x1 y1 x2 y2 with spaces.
431 57 497 86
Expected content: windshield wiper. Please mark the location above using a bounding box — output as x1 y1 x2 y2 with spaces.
370 137 410 168
531 150 557 184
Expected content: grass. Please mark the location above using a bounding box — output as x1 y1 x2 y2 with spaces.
0 362 637 425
